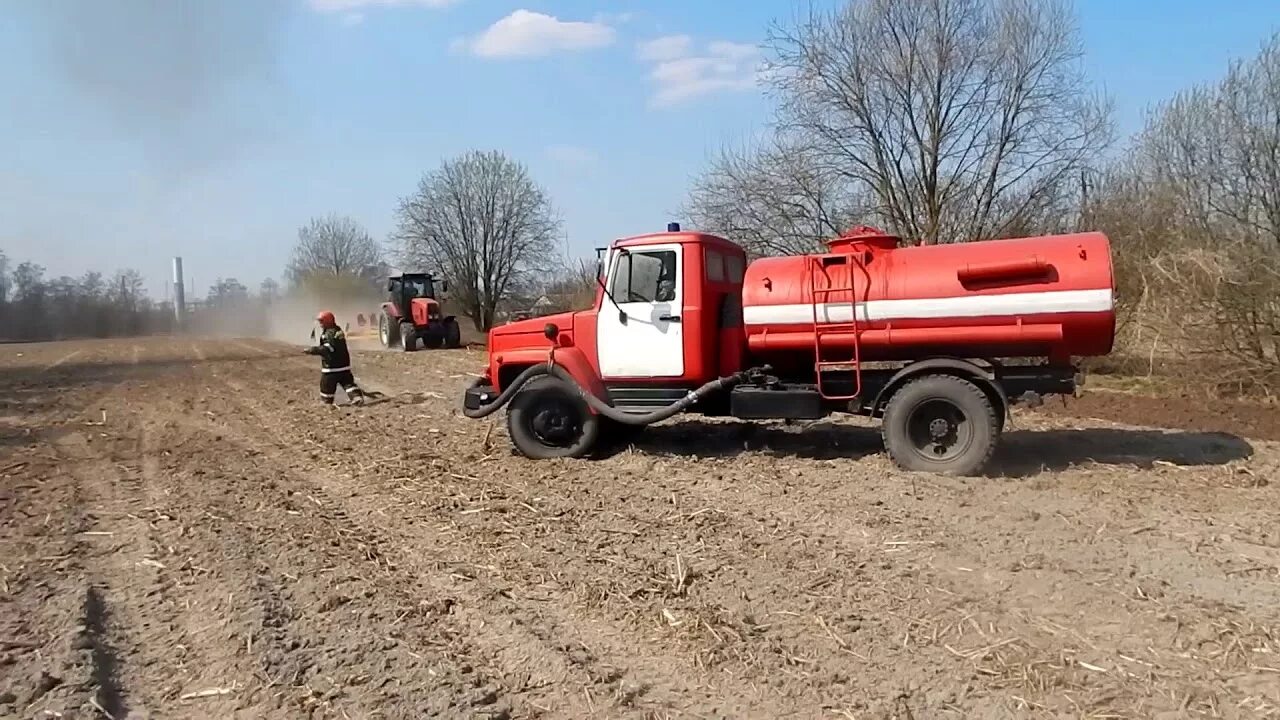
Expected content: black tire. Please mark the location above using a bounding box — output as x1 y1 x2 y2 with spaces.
880 374 999 476
443 318 462 349
423 333 443 350
507 377 600 459
379 313 399 348
399 322 416 352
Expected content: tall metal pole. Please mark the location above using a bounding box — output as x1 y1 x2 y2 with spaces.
172 257 185 332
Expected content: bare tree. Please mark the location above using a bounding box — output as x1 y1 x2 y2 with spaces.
259 277 280 304
685 136 861 257
0 257 167 341
394 150 560 331
207 278 250 308
688 0 1111 250
287 214 382 285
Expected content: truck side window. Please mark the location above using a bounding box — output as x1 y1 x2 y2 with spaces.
725 254 745 283
611 250 677 303
706 249 725 282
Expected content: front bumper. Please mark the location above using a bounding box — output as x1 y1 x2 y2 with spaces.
464 384 498 411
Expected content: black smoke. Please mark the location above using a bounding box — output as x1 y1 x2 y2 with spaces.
18 0 291 176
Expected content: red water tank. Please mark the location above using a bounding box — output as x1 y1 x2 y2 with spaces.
741 227 1115 363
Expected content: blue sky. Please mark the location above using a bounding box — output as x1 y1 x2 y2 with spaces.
1 0 1277 299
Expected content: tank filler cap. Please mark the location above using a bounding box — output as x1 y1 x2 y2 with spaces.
826 225 899 254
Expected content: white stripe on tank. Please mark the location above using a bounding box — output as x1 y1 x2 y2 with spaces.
741 288 1112 326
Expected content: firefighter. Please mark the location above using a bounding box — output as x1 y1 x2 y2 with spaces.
303 310 366 406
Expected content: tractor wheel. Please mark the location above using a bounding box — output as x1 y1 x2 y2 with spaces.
880 374 999 476
399 322 417 352
379 313 399 348
507 377 599 459
443 318 462 349
423 333 443 350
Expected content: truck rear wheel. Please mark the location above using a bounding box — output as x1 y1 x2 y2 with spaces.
881 374 998 476
507 377 599 459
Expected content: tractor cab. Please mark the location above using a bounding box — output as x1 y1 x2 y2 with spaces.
387 272 442 307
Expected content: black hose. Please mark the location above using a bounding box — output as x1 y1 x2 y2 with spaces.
463 362 759 425
462 363 552 419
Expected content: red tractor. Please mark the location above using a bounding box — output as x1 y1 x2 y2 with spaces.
461 223 1117 476
379 272 462 351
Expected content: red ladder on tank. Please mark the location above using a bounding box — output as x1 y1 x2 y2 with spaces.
809 256 864 401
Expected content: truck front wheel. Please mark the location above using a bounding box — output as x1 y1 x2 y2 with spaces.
881 374 999 476
507 377 599 459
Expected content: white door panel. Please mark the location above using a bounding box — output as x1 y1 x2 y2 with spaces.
597 244 684 378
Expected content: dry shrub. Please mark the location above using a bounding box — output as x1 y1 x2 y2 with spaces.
1090 32 1280 398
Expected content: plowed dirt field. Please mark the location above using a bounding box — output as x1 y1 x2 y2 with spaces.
2 337 1278 719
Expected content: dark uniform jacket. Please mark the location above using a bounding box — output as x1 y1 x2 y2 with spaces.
307 327 352 372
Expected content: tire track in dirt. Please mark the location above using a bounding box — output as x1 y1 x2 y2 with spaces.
143 362 527 718
344 352 1280 718
308 355 967 714
210 358 911 717
53 430 143 718
48 368 201 718
13 341 284 718
131 403 273 714
3 351 153 720
0 431 96 718
205 369 659 718
13 338 1279 718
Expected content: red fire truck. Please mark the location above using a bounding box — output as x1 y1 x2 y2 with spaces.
462 223 1114 475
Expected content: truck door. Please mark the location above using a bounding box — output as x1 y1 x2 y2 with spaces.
597 243 684 378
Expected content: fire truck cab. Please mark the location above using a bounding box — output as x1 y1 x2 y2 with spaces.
472 223 749 413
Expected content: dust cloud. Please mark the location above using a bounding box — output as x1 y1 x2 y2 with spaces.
187 289 385 348
263 293 387 347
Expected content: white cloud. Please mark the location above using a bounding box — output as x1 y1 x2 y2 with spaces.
464 10 615 59
638 38 761 108
636 35 692 62
340 12 365 26
545 144 599 170
309 0 458 12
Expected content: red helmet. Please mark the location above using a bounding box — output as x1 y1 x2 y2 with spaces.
316 310 336 327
